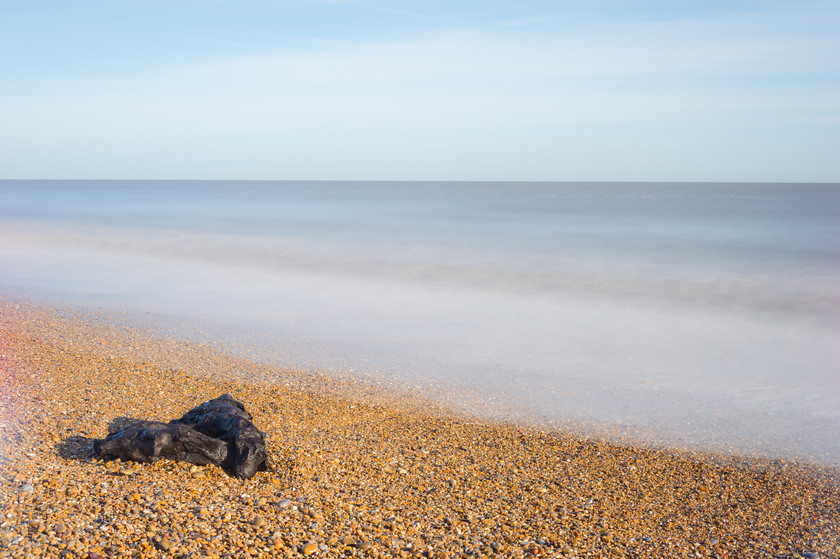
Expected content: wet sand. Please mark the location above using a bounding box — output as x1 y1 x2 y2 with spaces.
0 299 838 559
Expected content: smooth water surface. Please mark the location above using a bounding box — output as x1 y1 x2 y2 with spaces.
1 180 838 464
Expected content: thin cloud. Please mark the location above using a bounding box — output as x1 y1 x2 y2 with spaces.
308 0 458 23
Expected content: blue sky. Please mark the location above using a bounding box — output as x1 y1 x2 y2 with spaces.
2 1 838 181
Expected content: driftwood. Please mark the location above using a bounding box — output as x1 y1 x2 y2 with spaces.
93 394 269 479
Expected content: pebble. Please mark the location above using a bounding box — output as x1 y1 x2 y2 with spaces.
18 484 34 494
303 542 319 555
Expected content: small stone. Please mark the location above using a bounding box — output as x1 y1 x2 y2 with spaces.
277 499 291 509
19 484 34 494
190 470 205 479
118 468 136 476
251 517 266 528
303 542 318 555
342 537 357 547
158 538 173 552
358 542 373 551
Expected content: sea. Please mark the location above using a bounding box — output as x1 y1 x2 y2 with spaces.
1 180 838 465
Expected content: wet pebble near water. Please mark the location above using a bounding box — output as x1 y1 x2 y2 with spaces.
0 300 839 559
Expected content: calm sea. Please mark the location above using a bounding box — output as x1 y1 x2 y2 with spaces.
1 180 838 464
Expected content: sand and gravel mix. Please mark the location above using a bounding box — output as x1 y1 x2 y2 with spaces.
0 299 837 559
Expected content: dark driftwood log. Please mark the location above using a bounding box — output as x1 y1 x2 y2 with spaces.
93 394 269 479
176 394 269 479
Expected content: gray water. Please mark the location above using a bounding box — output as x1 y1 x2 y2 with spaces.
1 180 838 464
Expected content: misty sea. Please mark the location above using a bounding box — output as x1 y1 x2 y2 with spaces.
1 180 838 465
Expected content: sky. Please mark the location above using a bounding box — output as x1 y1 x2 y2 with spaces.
1 0 839 182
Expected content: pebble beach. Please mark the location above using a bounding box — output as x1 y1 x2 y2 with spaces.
1 299 838 559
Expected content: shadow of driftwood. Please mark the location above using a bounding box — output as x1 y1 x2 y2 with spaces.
56 435 95 461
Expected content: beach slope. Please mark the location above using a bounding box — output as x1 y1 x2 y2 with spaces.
1 300 838 558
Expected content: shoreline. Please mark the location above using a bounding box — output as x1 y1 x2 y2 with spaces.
1 299 838 558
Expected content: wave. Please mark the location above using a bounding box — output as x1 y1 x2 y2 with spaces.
1 220 836 321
